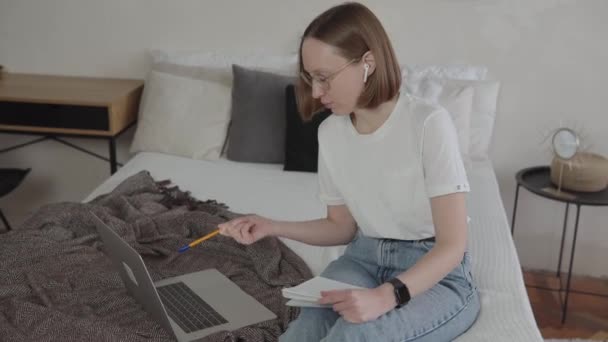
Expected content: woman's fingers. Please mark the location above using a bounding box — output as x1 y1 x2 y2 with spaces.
236 221 248 242
218 223 230 236
225 220 251 244
218 216 260 244
218 219 238 235
219 216 248 232
242 222 259 244
239 221 258 244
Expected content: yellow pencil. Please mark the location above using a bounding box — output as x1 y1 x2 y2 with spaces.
178 229 220 253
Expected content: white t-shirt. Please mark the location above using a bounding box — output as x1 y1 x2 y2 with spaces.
317 90 470 240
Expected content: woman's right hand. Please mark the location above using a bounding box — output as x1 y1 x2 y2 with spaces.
217 214 278 245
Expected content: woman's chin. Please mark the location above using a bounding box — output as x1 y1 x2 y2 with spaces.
330 108 349 116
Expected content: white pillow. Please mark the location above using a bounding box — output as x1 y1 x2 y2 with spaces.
434 86 475 168
149 49 298 83
130 70 231 160
403 64 488 95
466 80 501 160
420 78 501 161
131 50 298 161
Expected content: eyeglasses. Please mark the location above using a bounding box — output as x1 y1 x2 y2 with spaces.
300 58 359 91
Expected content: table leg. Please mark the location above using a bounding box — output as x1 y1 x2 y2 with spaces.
556 203 570 277
0 209 11 231
562 204 581 324
0 136 49 154
511 184 521 235
109 137 117 174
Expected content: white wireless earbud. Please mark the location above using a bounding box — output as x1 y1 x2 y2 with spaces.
363 63 370 83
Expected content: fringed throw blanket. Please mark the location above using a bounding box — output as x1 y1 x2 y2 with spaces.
0 171 313 341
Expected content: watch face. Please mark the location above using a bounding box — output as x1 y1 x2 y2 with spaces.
552 128 579 160
397 286 410 303
389 278 410 305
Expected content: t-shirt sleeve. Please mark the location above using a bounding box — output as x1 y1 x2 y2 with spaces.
317 147 346 205
421 109 470 198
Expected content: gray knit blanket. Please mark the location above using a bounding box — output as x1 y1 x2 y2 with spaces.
0 171 313 341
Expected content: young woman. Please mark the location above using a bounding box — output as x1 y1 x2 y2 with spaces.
219 2 480 341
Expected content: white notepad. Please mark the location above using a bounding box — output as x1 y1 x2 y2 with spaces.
282 276 365 307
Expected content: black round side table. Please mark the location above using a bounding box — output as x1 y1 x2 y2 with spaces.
511 166 608 324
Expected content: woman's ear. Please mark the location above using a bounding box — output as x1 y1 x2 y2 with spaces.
362 51 376 76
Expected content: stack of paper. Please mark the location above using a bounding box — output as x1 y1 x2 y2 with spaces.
282 276 364 307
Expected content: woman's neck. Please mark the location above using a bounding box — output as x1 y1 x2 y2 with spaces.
350 93 400 134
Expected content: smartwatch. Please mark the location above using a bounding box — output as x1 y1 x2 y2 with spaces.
387 277 411 308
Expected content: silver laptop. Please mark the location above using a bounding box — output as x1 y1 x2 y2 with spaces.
92 213 277 341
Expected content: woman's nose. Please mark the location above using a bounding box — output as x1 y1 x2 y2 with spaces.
311 82 325 99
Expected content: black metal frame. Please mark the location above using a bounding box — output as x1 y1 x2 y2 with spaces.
0 209 10 231
0 123 134 174
511 168 608 324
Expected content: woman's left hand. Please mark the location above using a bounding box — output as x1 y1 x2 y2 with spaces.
318 283 397 323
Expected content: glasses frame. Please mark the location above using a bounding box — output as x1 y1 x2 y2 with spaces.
300 57 361 91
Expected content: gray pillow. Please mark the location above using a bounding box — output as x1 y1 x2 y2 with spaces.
225 64 296 163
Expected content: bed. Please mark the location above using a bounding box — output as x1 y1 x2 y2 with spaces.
0 48 542 340
84 151 543 341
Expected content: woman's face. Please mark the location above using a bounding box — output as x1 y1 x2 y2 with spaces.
301 38 365 115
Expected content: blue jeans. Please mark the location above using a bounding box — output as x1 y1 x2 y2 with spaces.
279 234 480 342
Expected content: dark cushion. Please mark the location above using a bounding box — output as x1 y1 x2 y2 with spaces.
0 168 30 197
283 84 331 172
225 64 295 163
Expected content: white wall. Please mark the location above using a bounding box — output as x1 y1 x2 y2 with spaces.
1 0 607 277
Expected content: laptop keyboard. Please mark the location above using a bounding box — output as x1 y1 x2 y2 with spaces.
157 281 228 333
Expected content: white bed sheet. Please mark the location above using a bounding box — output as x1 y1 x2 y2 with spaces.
84 152 542 341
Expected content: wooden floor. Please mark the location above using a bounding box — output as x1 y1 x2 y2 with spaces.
523 269 608 340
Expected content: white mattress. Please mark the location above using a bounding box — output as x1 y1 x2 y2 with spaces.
85 152 542 341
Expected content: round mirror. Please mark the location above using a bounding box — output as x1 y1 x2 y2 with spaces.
552 128 579 160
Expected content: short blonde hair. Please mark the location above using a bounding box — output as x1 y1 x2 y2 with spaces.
297 2 402 121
